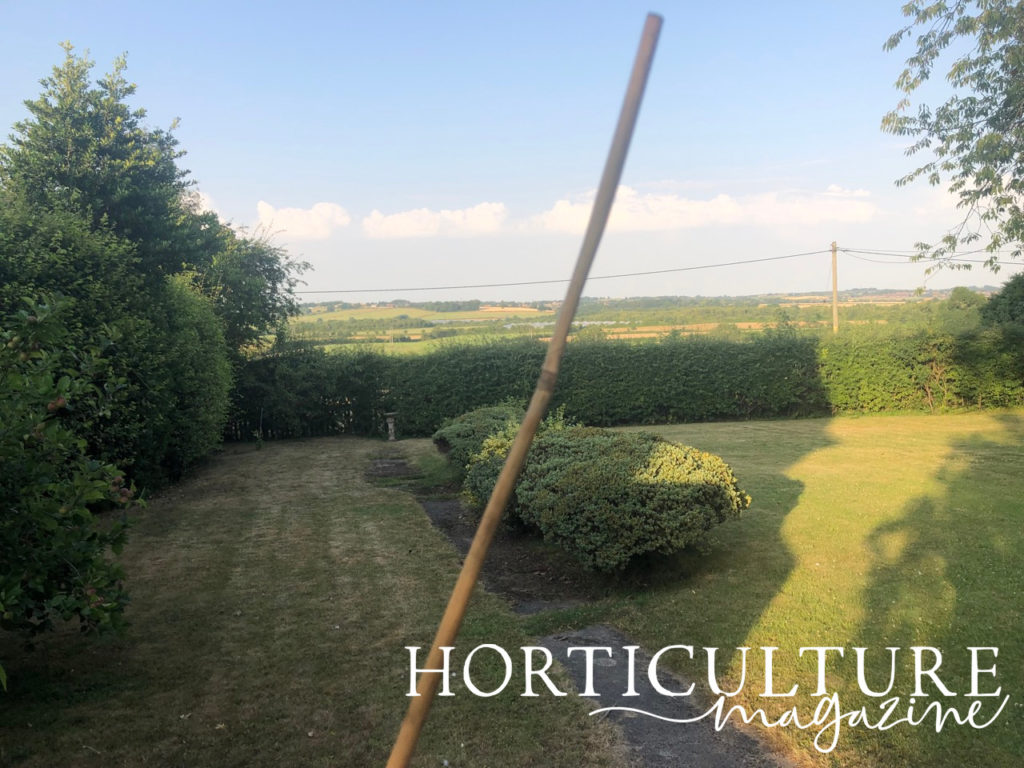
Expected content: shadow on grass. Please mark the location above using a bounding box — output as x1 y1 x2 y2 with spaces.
852 412 1024 768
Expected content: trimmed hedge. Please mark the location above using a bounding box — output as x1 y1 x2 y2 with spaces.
390 340 543 435
557 334 827 424
818 327 1024 412
228 329 1024 441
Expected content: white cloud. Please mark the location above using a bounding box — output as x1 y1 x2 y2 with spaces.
362 202 508 238
825 184 870 197
535 185 879 234
256 201 351 240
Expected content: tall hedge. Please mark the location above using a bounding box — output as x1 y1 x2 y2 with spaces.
390 340 543 434
818 328 1024 412
229 345 395 440
557 334 826 424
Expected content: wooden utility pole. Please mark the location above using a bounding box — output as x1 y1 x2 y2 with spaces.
831 240 839 334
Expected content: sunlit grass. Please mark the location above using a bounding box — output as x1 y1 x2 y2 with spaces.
608 411 1024 767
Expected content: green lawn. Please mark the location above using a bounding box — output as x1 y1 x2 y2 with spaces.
1 412 1020 767
599 411 1023 767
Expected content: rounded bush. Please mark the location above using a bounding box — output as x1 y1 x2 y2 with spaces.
431 402 524 471
514 428 750 571
461 421 519 510
461 407 573 510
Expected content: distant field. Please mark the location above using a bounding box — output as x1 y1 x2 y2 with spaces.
287 291 961 354
320 334 522 355
294 305 556 324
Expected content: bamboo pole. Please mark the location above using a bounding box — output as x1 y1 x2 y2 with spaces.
385 13 662 767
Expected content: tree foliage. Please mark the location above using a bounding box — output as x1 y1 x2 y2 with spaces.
0 45 308 487
0 44 189 278
0 44 306 354
0 44 311 684
981 272 1024 323
199 227 308 355
883 0 1024 267
0 299 135 688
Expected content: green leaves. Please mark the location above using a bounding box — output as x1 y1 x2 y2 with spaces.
1 299 136 686
432 402 525 471
511 428 749 572
884 0 1024 266
0 45 187 275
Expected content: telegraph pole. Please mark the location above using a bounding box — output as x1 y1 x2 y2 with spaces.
831 240 839 334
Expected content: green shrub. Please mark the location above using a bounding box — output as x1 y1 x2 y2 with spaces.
514 428 750 571
461 406 571 510
432 402 525 473
1 298 135 689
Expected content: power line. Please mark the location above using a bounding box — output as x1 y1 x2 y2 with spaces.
293 249 831 294
843 251 920 265
841 247 1007 265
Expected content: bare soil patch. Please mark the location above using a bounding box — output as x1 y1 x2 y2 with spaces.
418 498 605 614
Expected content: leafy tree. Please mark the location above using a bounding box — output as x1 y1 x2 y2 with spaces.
981 272 1024 323
199 226 308 354
883 1 1024 267
934 285 986 332
0 45 305 350
0 46 307 485
0 44 190 278
1 298 134 690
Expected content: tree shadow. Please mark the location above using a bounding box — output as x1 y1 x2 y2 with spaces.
851 412 1024 767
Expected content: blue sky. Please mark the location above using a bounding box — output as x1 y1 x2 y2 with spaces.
2 0 1022 301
